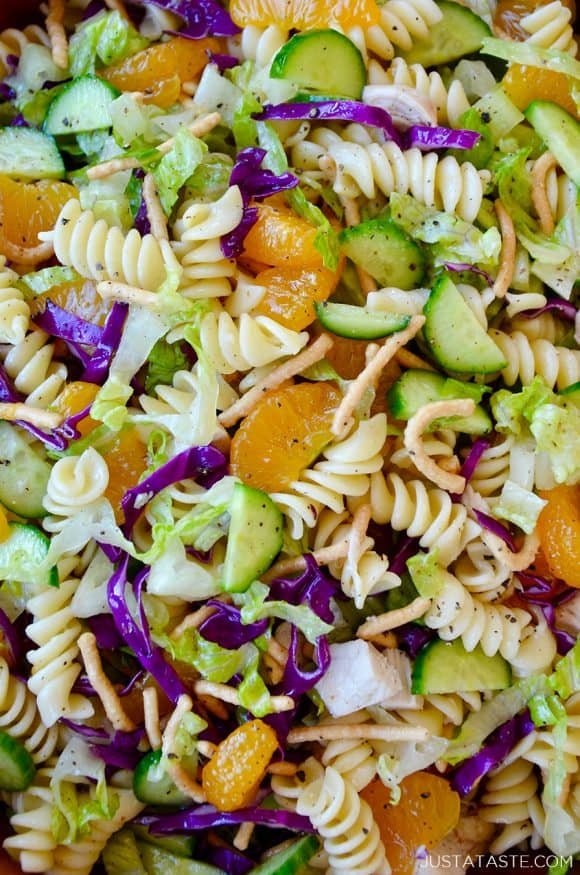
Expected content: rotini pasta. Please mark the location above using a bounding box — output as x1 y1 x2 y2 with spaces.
171 186 243 300
468 435 513 498
45 199 167 291
452 540 514 603
3 763 57 874
25 578 94 727
0 24 50 74
42 448 110 533
367 56 470 126
294 128 489 222
0 256 30 344
296 765 390 875
521 0 578 56
480 756 545 854
234 23 289 66
344 0 443 62
489 329 580 390
1 329 68 408
0 657 59 764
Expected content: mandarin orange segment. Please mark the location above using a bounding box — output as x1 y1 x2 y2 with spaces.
230 381 342 493
54 381 100 437
30 280 111 328
0 175 77 263
202 720 278 811
502 65 578 117
230 0 380 30
253 265 337 330
537 485 580 588
104 428 149 522
242 203 324 269
101 37 220 106
0 506 9 543
361 772 460 875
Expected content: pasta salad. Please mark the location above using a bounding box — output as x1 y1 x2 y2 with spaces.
0 0 578 873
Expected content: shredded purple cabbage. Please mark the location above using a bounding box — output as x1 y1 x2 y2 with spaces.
451 710 534 796
198 601 268 648
389 536 421 575
221 147 299 258
255 100 400 145
0 83 16 101
140 803 314 834
0 361 72 451
129 0 239 38
405 125 481 151
396 623 435 658
0 607 21 667
519 298 577 322
516 573 576 655
9 113 29 127
206 847 253 875
81 302 128 384
134 189 151 236
82 0 106 18
443 263 494 286
87 614 124 649
207 51 239 71
473 510 517 552
268 554 338 624
32 299 103 347
59 718 108 739
107 555 189 703
90 744 141 769
460 437 492 485
121 444 226 534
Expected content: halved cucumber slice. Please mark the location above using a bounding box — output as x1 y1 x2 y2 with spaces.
0 729 36 791
0 522 58 588
222 483 283 593
411 639 511 694
0 128 64 179
131 826 196 859
524 101 580 187
315 301 410 340
248 836 321 875
133 750 191 807
270 30 366 100
102 829 147 875
387 369 492 434
401 0 491 66
339 217 425 290
423 274 507 374
44 75 120 135
0 422 52 518
138 843 225 875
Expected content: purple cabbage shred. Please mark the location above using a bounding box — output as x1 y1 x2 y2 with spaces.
198 601 268 648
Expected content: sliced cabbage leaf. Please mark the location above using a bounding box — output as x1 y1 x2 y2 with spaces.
493 480 547 534
69 10 148 78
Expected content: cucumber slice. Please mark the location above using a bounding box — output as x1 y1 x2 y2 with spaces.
131 826 196 859
0 729 36 791
411 638 511 694
315 301 410 340
524 101 580 187
133 750 191 807
248 836 321 875
387 370 492 434
339 217 425 291
222 483 283 593
44 75 120 135
400 0 491 66
0 128 64 179
270 30 366 100
560 380 580 404
0 422 52 518
0 522 58 589
102 829 147 875
423 274 507 374
138 843 225 875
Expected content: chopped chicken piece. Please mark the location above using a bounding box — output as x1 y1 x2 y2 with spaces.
316 640 402 718
382 649 424 710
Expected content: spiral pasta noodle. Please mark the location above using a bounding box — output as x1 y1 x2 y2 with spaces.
468 435 513 498
3 763 57 874
368 56 470 126
25 578 94 727
480 756 545 854
489 329 580 390
509 312 570 344
0 657 59 764
345 0 443 62
0 24 50 74
46 199 167 291
452 540 514 602
521 0 577 56
235 24 289 66
366 470 482 566
296 765 390 875
0 256 30 344
1 329 68 408
271 756 325 811
295 129 489 222
171 186 243 300
199 307 308 375
42 448 110 532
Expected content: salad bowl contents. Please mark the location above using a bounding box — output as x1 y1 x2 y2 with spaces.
0 1 578 874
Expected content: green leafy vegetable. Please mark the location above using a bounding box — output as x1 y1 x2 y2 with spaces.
70 10 148 78
493 480 547 534
152 129 207 215
145 339 190 395
238 581 333 644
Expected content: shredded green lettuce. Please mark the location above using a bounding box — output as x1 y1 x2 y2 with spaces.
493 480 547 534
406 550 444 599
69 10 148 78
237 581 333 644
145 338 190 395
152 129 207 215
481 37 580 81
16 266 80 297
